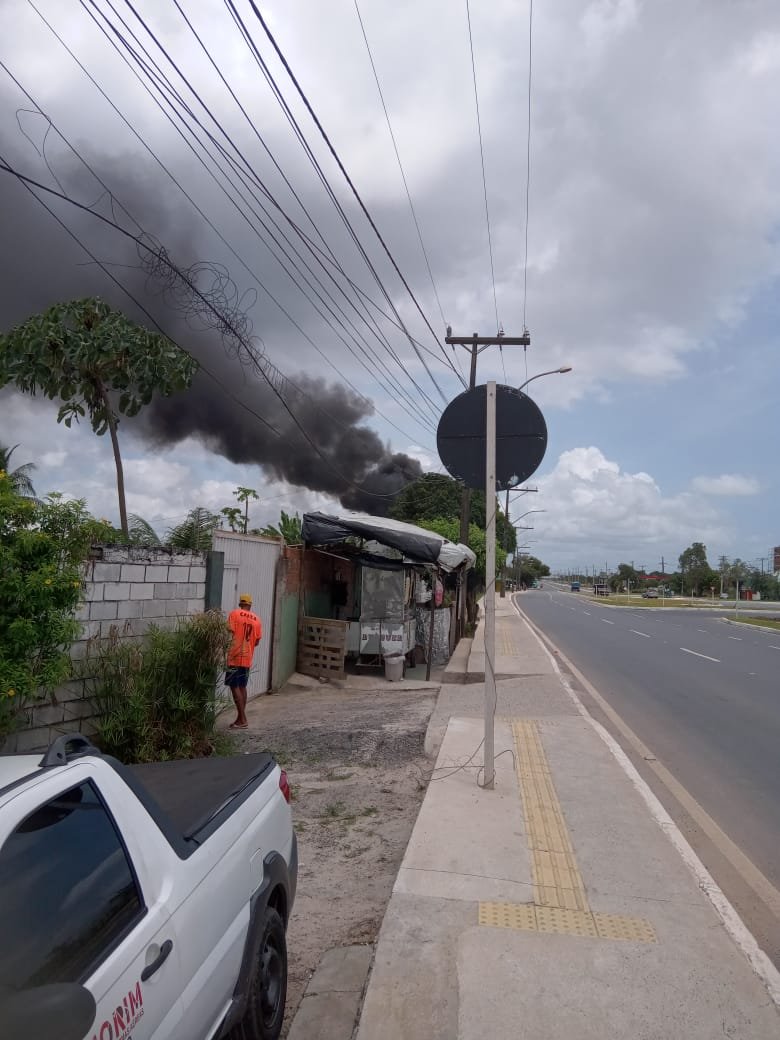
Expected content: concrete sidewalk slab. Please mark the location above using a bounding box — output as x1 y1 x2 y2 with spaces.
357 706 780 1039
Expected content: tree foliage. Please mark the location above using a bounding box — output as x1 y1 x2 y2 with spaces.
390 473 516 553
678 542 716 595
0 480 114 742
258 510 302 543
0 443 37 498
167 507 219 551
0 298 198 535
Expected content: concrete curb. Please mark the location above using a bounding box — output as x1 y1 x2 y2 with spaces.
720 617 780 634
287 945 373 1040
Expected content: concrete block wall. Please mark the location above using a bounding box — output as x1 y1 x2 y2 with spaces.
3 545 209 755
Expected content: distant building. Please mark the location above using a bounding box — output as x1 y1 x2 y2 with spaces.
773 546 780 576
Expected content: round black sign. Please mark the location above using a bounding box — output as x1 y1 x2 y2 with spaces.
436 384 548 491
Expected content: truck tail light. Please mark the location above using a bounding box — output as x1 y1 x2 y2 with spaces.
279 769 291 804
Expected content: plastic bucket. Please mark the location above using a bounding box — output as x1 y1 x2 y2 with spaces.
384 654 404 682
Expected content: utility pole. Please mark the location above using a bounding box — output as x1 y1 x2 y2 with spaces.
484 381 497 789
446 330 531 633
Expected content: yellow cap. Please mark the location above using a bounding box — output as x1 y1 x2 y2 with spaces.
239 592 252 605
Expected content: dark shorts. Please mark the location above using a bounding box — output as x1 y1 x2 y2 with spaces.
225 666 250 688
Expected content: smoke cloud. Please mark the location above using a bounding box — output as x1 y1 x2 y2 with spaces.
0 143 421 515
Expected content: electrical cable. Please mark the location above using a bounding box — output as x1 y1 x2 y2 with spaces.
0 151 282 440
78 0 441 432
21 0 434 446
0 159 431 500
465 0 500 334
0 62 431 455
352 0 449 333
241 0 456 401
522 0 534 334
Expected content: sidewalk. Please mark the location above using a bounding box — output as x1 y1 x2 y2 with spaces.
355 594 780 1039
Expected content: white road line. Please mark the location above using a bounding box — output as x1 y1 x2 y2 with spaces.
697 628 708 634
770 646 780 651
680 647 720 663
601 619 615 625
630 629 650 638
728 636 742 641
582 611 591 615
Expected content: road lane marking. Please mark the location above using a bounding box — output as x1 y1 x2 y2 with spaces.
770 645 780 651
630 629 650 638
728 636 742 641
697 629 708 634
582 611 591 615
601 619 615 625
680 647 720 663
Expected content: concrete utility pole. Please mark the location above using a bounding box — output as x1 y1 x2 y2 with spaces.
445 330 531 633
484 381 497 789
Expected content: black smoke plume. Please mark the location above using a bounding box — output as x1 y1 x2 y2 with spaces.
0 142 421 515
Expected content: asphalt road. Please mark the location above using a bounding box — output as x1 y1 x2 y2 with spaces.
517 585 780 894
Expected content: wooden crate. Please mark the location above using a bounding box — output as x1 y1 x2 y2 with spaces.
297 617 348 679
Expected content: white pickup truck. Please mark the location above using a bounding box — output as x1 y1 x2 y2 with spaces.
0 733 297 1040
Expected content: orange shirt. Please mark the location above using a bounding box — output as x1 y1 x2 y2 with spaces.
227 608 262 667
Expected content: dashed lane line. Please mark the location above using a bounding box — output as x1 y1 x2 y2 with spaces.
602 619 615 625
680 647 720 663
728 636 742 641
630 629 650 638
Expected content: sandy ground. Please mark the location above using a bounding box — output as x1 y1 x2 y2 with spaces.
224 674 440 1036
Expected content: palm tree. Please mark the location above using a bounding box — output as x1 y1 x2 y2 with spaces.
128 514 162 546
167 507 219 551
0 443 37 497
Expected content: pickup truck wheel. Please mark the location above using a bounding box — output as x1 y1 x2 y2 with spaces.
238 907 287 1040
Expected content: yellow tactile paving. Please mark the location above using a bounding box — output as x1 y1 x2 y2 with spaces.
479 902 657 943
512 719 589 911
476 719 656 942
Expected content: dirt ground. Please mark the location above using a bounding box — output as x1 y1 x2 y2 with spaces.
224 673 440 1036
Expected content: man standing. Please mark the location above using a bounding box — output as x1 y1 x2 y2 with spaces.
225 593 262 729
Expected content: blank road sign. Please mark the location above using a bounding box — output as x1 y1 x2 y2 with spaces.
436 384 548 491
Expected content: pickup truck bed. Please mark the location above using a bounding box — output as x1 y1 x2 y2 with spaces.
123 752 275 851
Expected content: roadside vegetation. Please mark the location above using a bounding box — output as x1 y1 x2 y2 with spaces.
728 615 780 631
0 477 116 746
84 611 231 763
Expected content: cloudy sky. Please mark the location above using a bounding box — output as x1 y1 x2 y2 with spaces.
1 0 778 573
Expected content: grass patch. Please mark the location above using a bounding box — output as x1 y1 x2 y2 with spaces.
729 615 780 631
322 800 348 819
361 806 379 817
324 769 354 781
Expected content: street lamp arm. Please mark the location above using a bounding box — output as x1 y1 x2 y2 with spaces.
517 366 573 392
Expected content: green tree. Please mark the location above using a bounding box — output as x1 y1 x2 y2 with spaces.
678 542 712 595
0 298 198 537
234 486 259 533
390 473 516 554
514 555 550 587
167 507 219 551
128 514 161 546
220 506 243 533
0 443 37 498
258 510 302 543
612 562 640 593
0 479 114 743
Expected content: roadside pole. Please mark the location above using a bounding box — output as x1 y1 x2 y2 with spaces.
446 330 531 637
484 381 497 790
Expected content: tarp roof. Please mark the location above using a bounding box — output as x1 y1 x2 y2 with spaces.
302 512 476 572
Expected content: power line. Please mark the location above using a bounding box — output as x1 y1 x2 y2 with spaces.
77 0 441 432
353 0 448 333
522 0 534 332
0 159 428 500
242 0 456 402
465 0 500 333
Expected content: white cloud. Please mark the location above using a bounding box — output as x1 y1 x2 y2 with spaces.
532 447 728 565
691 474 760 497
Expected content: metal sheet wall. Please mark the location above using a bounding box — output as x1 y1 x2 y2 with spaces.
214 531 281 696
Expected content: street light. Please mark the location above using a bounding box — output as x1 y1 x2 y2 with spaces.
514 509 545 521
518 366 572 392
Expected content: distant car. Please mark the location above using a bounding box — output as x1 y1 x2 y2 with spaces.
642 589 659 598
531 580 539 588
570 581 581 592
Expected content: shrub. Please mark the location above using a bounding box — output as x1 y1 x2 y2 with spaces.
85 611 231 763
0 481 113 745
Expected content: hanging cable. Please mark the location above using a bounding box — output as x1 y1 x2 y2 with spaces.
79 0 442 430
522 0 534 333
241 0 455 402
353 0 448 333
465 0 500 334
